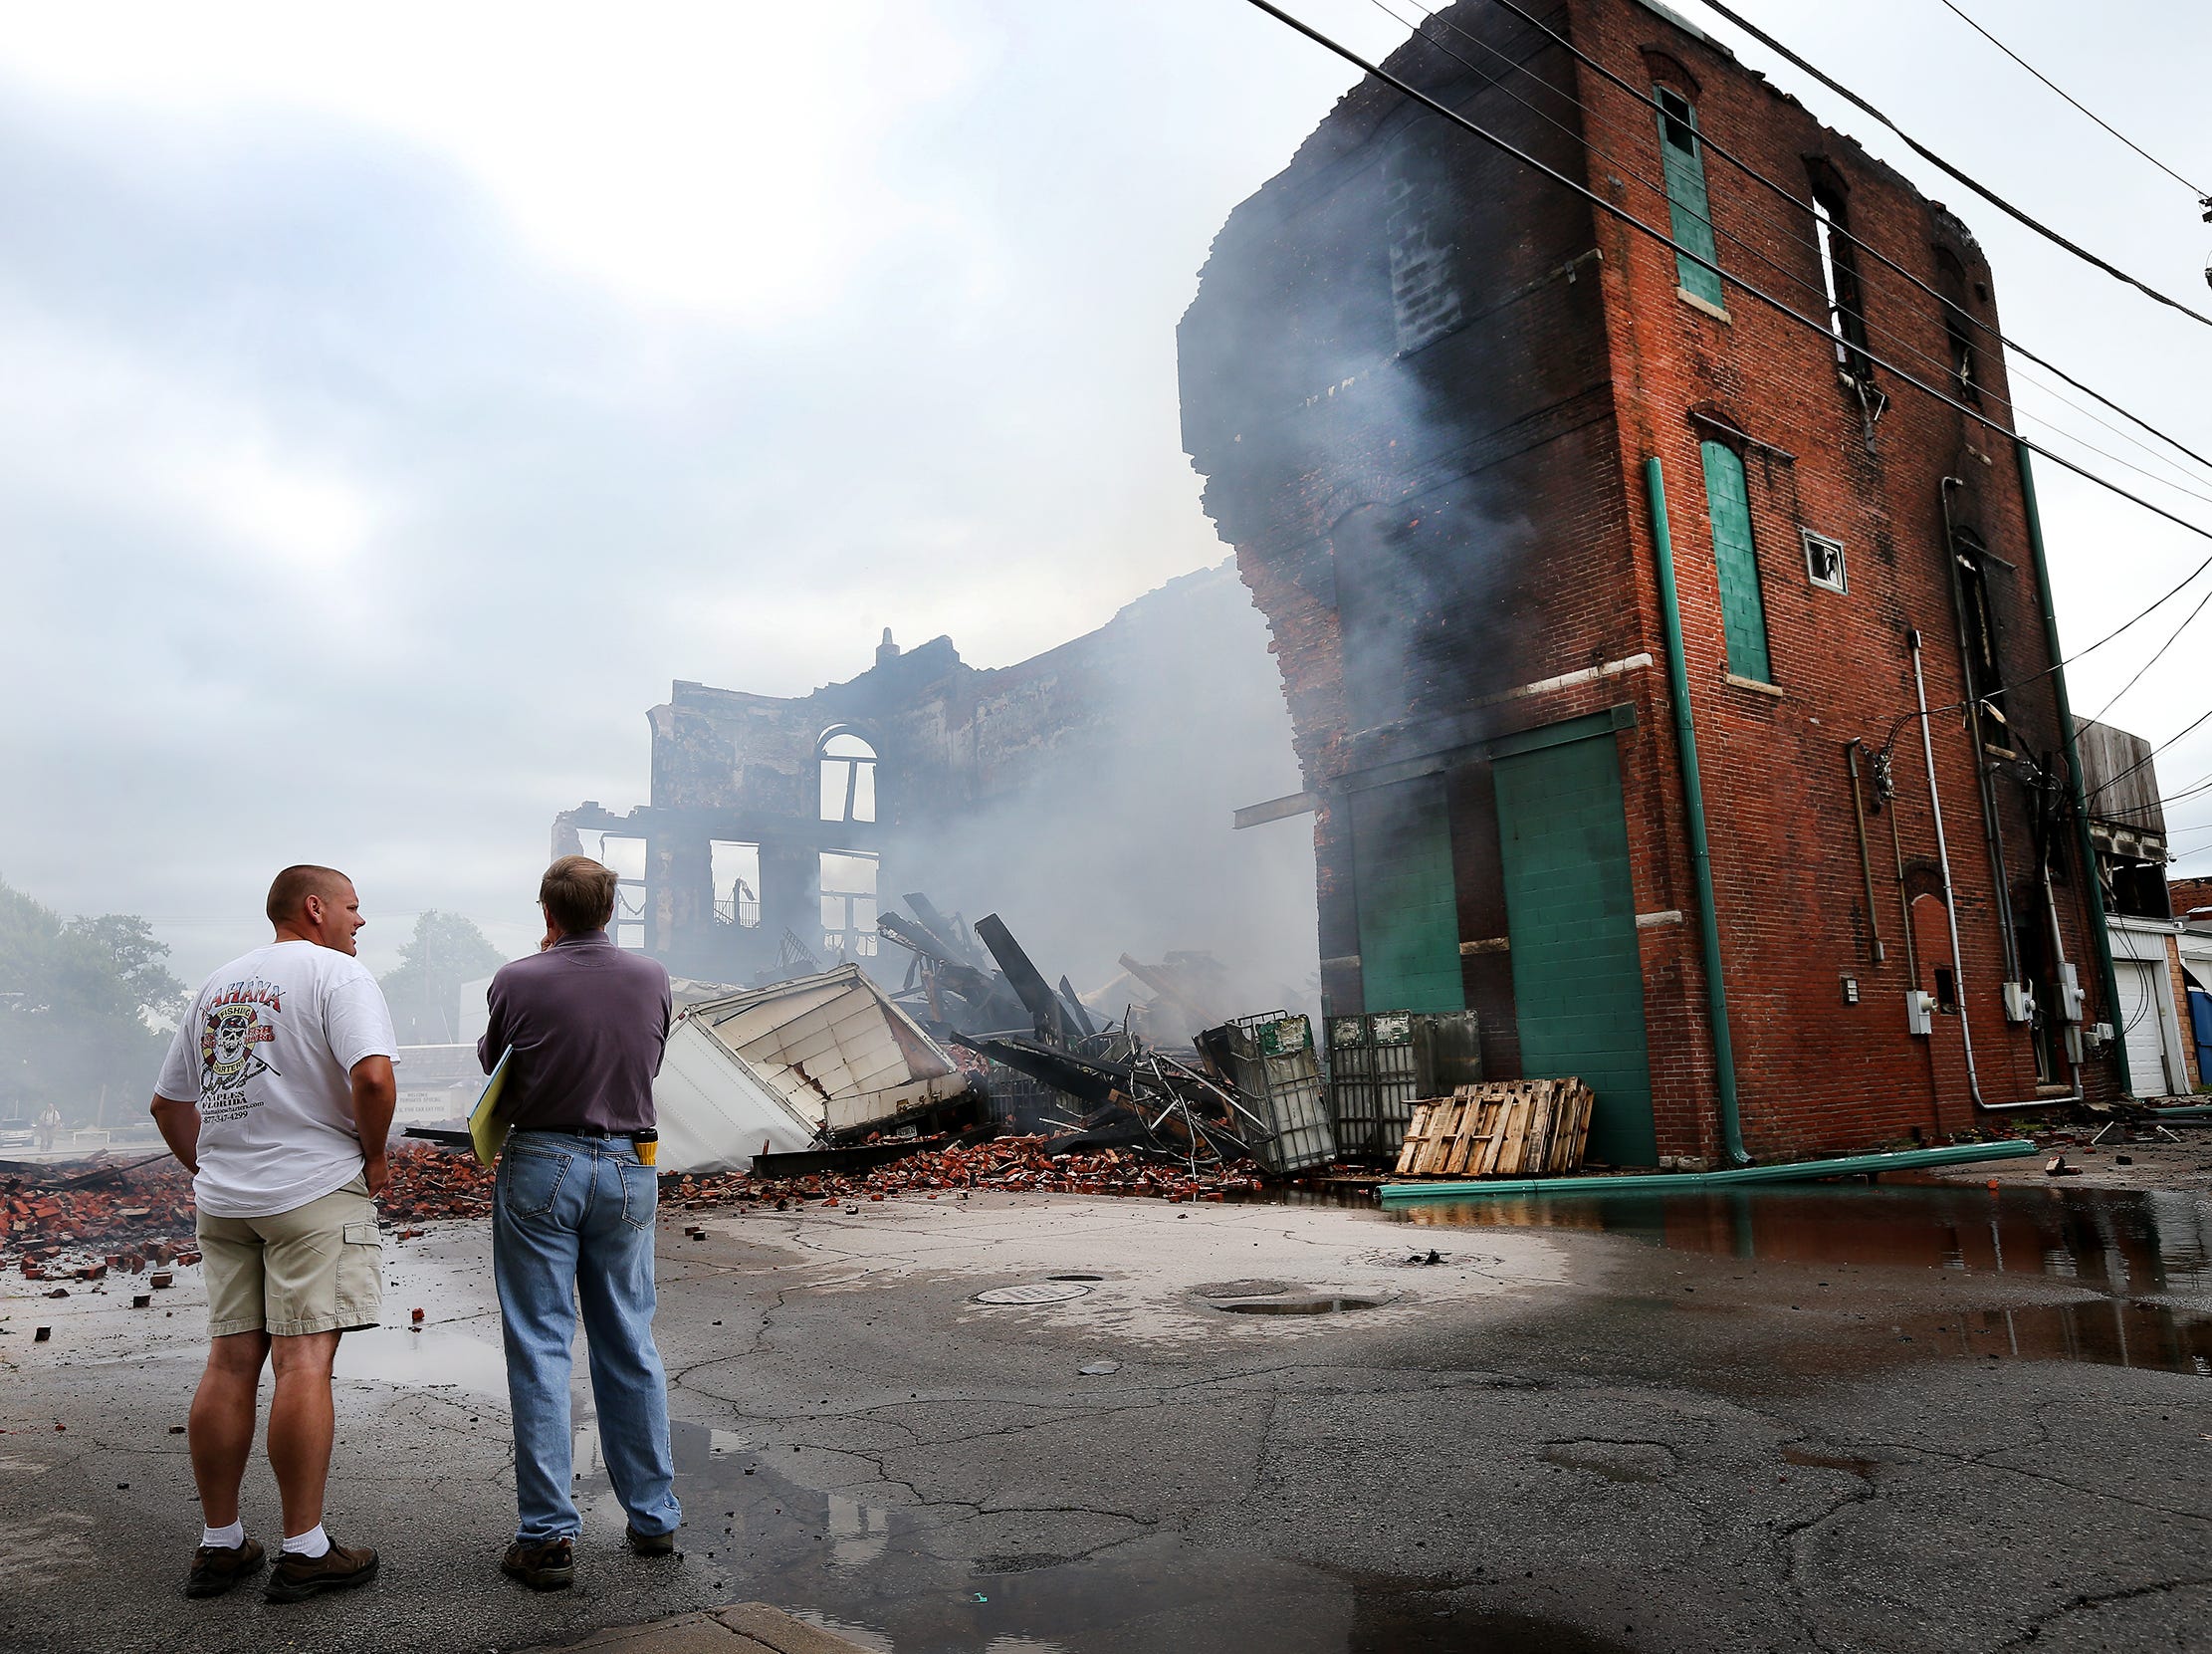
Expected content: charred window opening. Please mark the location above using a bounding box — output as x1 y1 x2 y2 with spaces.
1951 530 2010 751
1655 87 1723 308
711 840 762 929
1809 171 1873 386
819 849 879 959
1933 964 1958 1013
582 830 649 950
818 728 877 824
1935 248 1981 404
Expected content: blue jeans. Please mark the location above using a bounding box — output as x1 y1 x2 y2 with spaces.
493 1131 682 1544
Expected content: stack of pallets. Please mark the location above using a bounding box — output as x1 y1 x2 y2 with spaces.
1392 1078 1596 1178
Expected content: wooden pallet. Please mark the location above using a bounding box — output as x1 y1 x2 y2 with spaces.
1393 1078 1596 1178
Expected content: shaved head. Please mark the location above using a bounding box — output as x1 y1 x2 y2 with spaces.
266 864 351 926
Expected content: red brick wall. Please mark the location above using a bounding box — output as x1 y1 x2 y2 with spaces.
1180 0 2116 1163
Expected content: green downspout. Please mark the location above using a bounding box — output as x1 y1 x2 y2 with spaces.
1644 457 1751 1165
2015 447 2126 1091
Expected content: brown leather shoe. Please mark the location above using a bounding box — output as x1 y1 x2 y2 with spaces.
264 1538 378 1603
624 1523 677 1556
184 1536 265 1598
501 1536 574 1591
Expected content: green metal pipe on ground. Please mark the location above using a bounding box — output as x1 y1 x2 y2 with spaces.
1378 1136 2038 1202
1645 456 1750 1166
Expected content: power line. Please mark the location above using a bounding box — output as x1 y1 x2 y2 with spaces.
1236 0 2212 553
2084 705 2212 804
1400 0 2212 482
1689 0 2212 330
1242 0 2212 780
1935 0 2208 200
1364 0 2212 508
2089 579 2212 721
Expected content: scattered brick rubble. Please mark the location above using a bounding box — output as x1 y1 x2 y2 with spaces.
3 1137 1258 1275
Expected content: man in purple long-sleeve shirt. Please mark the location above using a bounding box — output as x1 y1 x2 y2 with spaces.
479 855 681 1591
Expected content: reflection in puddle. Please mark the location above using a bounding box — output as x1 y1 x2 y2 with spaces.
1398 1182 2212 1377
334 1327 510 1394
1217 1297 1385 1315
577 1419 1632 1653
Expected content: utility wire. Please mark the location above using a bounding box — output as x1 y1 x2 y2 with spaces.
1242 0 2212 767
1236 0 2212 551
2090 579 2212 720
1404 0 2212 479
2084 705 2212 803
1365 0 2212 506
1689 0 2212 330
1935 0 2208 200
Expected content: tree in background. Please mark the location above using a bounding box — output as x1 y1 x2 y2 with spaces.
378 910 505 1046
0 875 186 1126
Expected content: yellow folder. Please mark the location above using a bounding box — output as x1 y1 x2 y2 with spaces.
469 1047 517 1168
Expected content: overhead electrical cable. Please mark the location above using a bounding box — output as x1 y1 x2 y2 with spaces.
1397 0 2212 479
1239 0 2212 742
1688 0 2212 330
1236 0 2212 550
2083 705 2212 804
1934 0 2208 200
2089 580 2212 720
1361 0 2212 506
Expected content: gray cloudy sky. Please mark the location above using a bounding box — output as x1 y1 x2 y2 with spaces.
4 0 2208 988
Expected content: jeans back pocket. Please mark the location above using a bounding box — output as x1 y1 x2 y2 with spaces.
617 1159 658 1231
502 1145 571 1220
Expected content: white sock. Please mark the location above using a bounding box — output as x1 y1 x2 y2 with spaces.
281 1524 332 1558
201 1521 245 1549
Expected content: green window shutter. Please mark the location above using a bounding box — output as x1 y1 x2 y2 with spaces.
1656 89 1723 307
1699 439 1772 682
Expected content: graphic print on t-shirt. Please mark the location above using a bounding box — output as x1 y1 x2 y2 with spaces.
198 980 284 1120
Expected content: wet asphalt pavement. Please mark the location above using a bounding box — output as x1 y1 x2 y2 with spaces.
1 1176 2207 1653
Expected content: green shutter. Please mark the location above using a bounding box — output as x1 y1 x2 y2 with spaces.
1700 439 1772 683
1657 90 1723 307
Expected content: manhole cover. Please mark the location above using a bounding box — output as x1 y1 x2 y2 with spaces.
975 1282 1093 1305
1193 1279 1295 1300
1078 1359 1121 1375
1217 1297 1385 1315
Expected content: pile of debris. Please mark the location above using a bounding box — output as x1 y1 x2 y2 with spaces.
665 1134 1264 1209
2 1147 497 1270
877 896 1336 1177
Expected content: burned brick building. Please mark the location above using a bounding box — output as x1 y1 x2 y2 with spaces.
553 562 1318 1008
1180 0 2123 1165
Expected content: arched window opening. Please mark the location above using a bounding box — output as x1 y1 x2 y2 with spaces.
818 729 877 824
1808 169 1873 386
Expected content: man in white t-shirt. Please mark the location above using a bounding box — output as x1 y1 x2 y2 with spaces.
150 865 398 1605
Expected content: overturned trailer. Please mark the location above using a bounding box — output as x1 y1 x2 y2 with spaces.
644 964 975 1175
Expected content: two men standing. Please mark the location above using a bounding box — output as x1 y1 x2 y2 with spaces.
150 855 680 1602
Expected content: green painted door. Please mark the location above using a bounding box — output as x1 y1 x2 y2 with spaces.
1493 734 1657 1165
1350 777 1465 1015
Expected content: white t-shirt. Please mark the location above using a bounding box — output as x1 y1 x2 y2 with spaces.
156 940 398 1219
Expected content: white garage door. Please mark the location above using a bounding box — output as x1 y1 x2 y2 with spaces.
2113 957 2171 1097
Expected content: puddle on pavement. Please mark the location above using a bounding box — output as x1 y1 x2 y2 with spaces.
577 1419 1632 1654
334 1326 510 1395
1217 1296 1385 1316
1397 1181 2212 1377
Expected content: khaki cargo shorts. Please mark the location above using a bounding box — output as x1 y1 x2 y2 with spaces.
196 1175 383 1338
